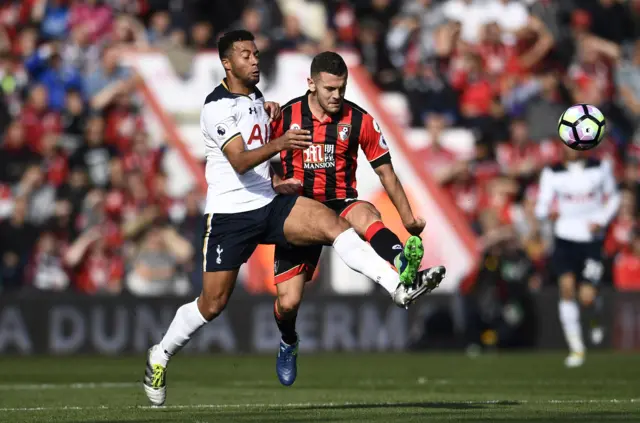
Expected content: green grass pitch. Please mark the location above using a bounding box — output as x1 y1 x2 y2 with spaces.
0 352 639 422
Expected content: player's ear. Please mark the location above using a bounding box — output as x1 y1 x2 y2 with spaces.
307 77 316 93
221 57 232 72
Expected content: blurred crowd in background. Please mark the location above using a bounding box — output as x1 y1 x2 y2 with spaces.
393 0 640 300
0 0 638 299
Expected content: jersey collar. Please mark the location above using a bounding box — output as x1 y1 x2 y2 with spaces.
221 78 263 100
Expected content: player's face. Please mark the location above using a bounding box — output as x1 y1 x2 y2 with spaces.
224 41 260 86
309 72 347 114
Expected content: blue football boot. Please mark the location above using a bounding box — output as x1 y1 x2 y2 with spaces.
276 337 299 386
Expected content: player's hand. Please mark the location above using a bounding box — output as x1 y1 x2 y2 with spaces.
403 216 426 236
264 101 281 122
549 210 560 221
278 129 312 150
274 177 302 195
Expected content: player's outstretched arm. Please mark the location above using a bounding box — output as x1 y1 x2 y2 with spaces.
374 163 425 236
360 114 425 235
223 130 312 175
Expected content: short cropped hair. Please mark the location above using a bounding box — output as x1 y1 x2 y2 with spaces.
310 51 348 78
218 30 255 60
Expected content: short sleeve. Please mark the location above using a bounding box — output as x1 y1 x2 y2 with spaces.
201 101 242 151
359 114 391 168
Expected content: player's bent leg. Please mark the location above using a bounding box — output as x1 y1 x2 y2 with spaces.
275 274 306 344
579 283 603 345
144 269 238 405
342 201 424 286
558 273 585 368
274 273 308 386
282 197 441 308
271 242 321 386
283 197 399 295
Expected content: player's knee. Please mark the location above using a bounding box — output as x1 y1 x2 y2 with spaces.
579 285 596 307
335 215 351 232
347 203 380 235
368 203 382 220
361 202 381 220
277 291 302 315
321 213 351 242
331 216 352 241
197 294 230 321
276 276 305 314
559 274 576 300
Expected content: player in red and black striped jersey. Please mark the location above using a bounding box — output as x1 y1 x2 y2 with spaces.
269 52 446 386
272 86 390 203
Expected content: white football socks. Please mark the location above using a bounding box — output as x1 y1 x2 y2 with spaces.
151 229 405 368
332 228 400 295
559 300 585 354
153 297 208 367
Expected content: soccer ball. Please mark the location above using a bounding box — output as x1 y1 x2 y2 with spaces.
557 104 606 151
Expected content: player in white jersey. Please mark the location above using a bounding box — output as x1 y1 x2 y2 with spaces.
535 147 620 368
142 30 443 406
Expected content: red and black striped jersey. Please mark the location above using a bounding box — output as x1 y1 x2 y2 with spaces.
271 92 391 202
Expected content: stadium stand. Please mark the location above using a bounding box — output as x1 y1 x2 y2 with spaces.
0 0 638 297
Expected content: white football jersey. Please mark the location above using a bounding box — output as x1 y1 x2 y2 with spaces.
200 80 276 214
535 158 621 243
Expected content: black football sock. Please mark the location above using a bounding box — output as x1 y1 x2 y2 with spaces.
274 301 298 345
365 221 403 266
585 294 604 329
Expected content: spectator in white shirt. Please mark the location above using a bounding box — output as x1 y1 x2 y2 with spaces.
442 0 487 45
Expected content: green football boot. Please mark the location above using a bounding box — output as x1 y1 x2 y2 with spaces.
394 235 424 287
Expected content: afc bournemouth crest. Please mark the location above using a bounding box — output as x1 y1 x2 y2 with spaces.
337 124 351 142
